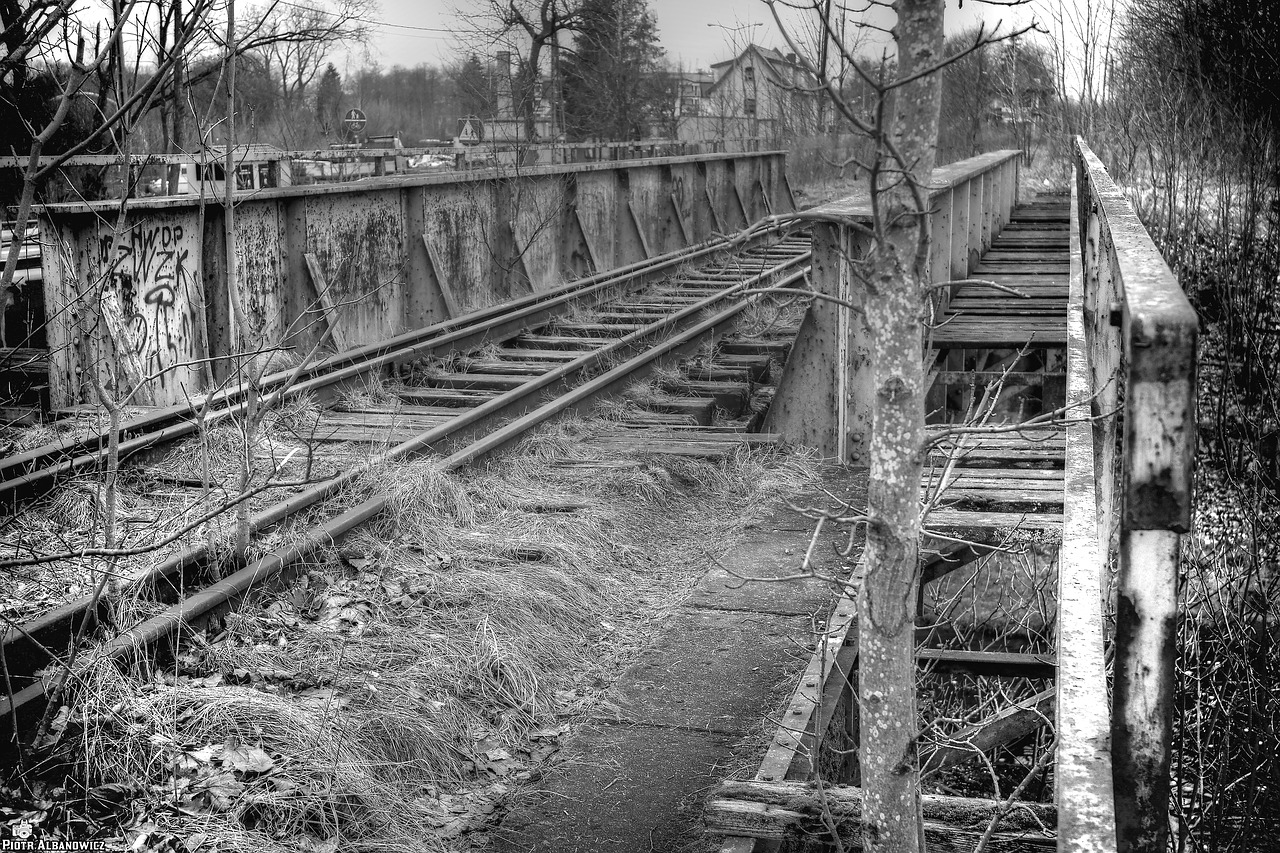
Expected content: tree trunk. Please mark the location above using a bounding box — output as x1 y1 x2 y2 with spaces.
857 0 945 851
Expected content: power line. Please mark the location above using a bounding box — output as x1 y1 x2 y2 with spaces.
265 0 468 36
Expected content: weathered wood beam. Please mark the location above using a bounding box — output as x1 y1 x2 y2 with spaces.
916 648 1056 679
921 688 1055 774
706 780 1056 849
920 539 997 585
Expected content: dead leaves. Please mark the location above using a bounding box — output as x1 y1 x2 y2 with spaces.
146 737 279 817
259 554 447 637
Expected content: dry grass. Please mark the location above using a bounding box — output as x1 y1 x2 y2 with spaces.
0 399 352 623
61 413 820 851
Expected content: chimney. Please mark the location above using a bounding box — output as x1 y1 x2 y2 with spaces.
495 52 513 119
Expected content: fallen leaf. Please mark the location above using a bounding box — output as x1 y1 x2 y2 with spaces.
221 744 274 774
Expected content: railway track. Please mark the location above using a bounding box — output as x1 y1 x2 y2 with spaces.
0 226 811 752
0 230 800 508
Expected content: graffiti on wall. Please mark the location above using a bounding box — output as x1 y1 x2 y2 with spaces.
96 221 201 393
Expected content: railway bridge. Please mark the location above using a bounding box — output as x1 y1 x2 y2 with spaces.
0 139 1196 853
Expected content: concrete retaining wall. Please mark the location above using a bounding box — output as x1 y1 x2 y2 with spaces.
38 151 790 408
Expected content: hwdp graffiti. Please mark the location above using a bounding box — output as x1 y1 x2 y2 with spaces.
97 222 200 389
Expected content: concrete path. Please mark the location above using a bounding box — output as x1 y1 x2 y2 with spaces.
493 468 864 852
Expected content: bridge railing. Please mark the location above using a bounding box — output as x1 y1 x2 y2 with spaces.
1068 137 1198 852
765 149 1022 462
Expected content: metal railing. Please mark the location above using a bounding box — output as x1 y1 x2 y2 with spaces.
1067 137 1198 853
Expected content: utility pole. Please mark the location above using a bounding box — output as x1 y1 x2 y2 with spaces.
167 0 186 194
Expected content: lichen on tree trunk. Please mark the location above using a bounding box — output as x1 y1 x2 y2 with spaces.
856 0 945 850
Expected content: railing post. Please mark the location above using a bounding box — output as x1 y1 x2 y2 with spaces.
950 181 969 280
929 188 952 313
1005 157 1018 221
967 174 981 272
929 188 952 281
980 170 993 251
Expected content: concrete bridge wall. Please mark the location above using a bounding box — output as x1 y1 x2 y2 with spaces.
37 151 790 408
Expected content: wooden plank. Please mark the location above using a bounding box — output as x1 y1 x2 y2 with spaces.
494 348 583 362
552 322 645 335
915 648 1056 678
465 358 552 375
928 467 1064 481
706 780 1056 847
921 688 1056 774
303 252 349 352
512 334 614 349
633 396 716 425
422 371 530 390
395 387 498 407
934 370 1066 384
924 509 1062 530
933 489 1064 506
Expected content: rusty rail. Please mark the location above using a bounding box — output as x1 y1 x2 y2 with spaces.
1073 137 1197 853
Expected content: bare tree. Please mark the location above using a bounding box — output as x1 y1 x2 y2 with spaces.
0 0 216 348
253 0 374 113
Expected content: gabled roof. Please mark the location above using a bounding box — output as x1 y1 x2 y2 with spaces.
709 44 818 89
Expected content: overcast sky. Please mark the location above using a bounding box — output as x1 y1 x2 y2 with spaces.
356 0 1048 74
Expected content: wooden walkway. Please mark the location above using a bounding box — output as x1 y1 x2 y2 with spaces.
926 198 1070 528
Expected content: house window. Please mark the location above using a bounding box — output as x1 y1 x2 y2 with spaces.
194 162 226 182
744 97 757 116
744 66 755 84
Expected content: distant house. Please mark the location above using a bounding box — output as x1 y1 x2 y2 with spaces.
677 44 822 143
673 71 714 118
